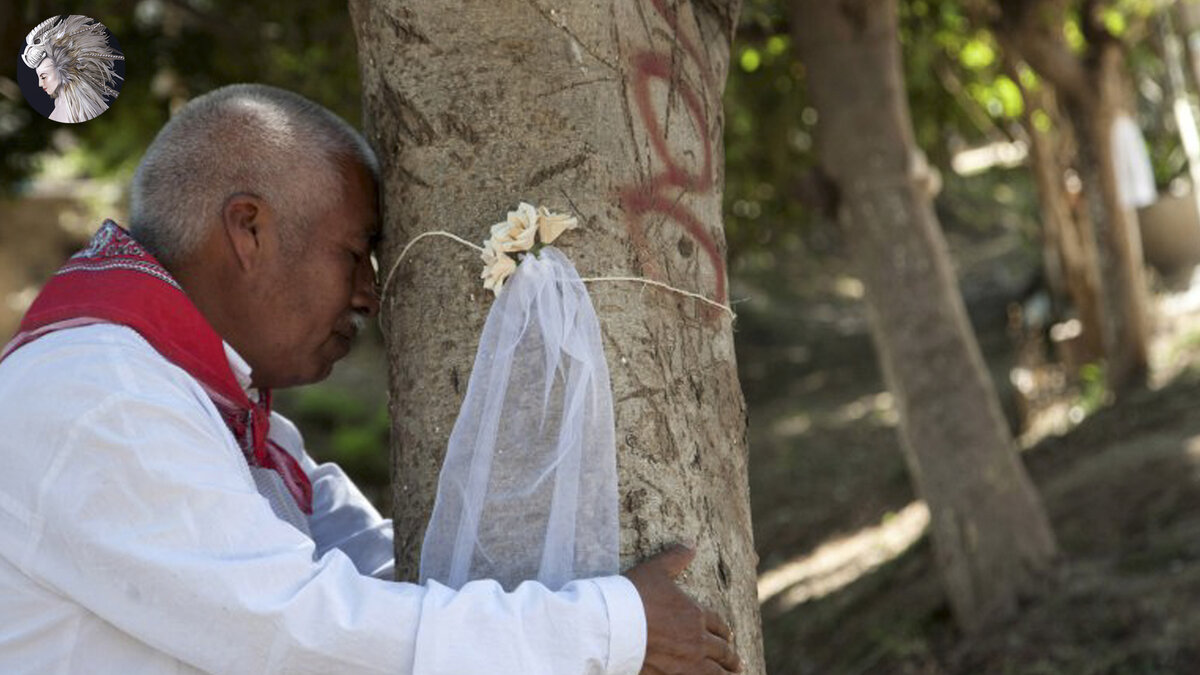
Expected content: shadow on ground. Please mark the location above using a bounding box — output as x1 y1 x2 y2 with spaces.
740 248 1200 673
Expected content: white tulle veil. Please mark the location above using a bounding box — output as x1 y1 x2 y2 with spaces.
419 246 619 591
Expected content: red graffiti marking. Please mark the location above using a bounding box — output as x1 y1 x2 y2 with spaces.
618 4 726 313
648 0 716 89
631 52 713 193
623 187 727 306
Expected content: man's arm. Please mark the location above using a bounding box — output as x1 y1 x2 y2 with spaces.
270 416 741 675
269 412 396 579
271 407 741 674
0 331 641 674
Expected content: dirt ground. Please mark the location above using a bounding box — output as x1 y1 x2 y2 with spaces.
738 235 1200 674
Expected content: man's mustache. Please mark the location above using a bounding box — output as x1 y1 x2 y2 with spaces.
347 313 367 339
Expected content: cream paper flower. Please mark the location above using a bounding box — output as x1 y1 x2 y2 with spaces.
536 206 578 244
479 203 579 297
490 202 539 253
480 238 517 296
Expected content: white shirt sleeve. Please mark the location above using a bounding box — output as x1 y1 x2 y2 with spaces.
268 412 396 580
0 326 646 675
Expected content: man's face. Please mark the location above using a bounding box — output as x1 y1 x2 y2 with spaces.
251 161 380 389
35 58 60 97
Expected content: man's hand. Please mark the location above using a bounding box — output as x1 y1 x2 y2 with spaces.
622 545 742 675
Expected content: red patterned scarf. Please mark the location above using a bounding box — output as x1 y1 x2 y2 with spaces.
1 220 313 514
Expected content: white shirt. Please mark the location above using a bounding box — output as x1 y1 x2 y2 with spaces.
0 324 646 674
1110 113 1157 210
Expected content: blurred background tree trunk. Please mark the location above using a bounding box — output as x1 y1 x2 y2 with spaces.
991 0 1152 394
1008 59 1107 367
352 0 764 668
793 0 1058 634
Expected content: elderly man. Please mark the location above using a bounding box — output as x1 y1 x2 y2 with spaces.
0 84 741 675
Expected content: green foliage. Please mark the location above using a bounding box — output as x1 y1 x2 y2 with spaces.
739 47 762 73
281 385 389 489
898 0 1031 170
1078 362 1110 413
722 0 1059 274
328 407 391 482
1032 109 1053 133
724 5 813 275
959 37 996 69
722 0 1193 279
1 0 363 195
1101 7 1129 36
1064 13 1087 52
937 164 1040 241
290 386 371 429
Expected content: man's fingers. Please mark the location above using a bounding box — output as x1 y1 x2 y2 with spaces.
705 610 733 642
704 632 742 672
653 544 696 579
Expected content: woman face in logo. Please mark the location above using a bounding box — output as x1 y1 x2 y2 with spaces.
35 58 60 97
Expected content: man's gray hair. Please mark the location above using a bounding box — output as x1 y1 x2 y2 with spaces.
129 84 378 265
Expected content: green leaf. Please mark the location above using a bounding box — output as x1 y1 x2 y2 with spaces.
1101 8 1127 36
766 35 790 57
1032 109 1053 133
741 47 762 73
995 76 1024 118
959 38 995 69
1017 64 1040 91
1064 17 1085 52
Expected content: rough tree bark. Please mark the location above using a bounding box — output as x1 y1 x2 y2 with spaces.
1009 64 1105 366
993 0 1151 393
793 0 1058 634
351 0 764 670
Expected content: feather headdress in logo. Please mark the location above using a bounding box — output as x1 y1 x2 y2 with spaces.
22 15 125 122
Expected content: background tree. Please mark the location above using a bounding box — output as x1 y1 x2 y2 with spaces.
351 0 765 669
1006 55 1109 366
792 0 1058 633
2 0 364 193
981 0 1156 393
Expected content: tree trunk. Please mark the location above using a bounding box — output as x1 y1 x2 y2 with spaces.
351 0 764 670
793 0 1058 634
997 1 1151 393
1010 65 1106 366
1059 45 1150 391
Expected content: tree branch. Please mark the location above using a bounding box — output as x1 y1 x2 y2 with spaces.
994 7 1090 102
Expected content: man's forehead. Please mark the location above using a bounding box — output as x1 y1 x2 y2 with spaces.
345 161 381 245
344 200 380 248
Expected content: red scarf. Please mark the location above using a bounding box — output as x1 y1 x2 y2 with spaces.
1 220 313 514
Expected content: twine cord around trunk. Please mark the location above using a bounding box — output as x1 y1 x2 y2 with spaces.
379 230 736 320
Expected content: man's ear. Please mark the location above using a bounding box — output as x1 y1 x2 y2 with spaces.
220 193 275 272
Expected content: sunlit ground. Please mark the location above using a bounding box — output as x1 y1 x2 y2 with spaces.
1150 264 1200 386
757 499 929 611
755 260 1200 611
